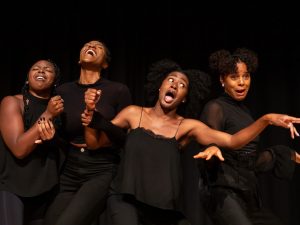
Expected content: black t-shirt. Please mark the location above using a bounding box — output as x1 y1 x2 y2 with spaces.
57 78 132 145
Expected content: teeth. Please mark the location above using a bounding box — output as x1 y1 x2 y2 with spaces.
36 76 45 80
87 49 96 55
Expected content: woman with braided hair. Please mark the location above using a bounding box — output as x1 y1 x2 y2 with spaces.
81 59 300 225
0 59 64 225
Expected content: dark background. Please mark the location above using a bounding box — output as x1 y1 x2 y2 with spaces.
1 2 300 225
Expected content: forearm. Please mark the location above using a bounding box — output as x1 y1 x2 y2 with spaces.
5 123 41 159
229 115 269 149
84 126 111 149
88 111 127 146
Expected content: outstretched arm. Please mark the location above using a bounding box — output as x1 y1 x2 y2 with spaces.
186 113 300 150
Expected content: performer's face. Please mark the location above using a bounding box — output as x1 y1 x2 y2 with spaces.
221 62 251 101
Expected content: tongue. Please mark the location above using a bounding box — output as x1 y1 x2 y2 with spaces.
165 96 174 103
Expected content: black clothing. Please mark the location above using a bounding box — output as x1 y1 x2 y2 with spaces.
199 93 295 225
121 127 182 210
105 108 189 225
44 78 132 225
89 110 127 146
58 78 131 145
0 93 62 225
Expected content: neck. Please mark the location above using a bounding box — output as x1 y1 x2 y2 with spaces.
79 68 101 84
28 90 51 99
152 103 178 119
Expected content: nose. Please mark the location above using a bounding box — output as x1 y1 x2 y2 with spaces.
38 67 46 73
238 77 245 85
171 82 178 89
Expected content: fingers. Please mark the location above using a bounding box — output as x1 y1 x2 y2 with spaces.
295 152 300 164
37 118 55 141
85 88 101 110
294 126 300 137
289 123 295 139
48 96 64 116
193 146 224 162
81 112 92 126
217 151 225 161
193 151 213 160
289 124 300 139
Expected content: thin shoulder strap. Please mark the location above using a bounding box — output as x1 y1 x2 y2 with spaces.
174 118 184 138
138 107 144 127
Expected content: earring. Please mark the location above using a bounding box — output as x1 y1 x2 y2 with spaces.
221 83 224 87
182 100 185 103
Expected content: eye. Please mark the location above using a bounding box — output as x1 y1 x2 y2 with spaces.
46 69 54 73
229 74 238 80
179 83 185 88
243 73 250 79
168 78 174 83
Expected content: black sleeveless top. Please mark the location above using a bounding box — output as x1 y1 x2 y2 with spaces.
119 108 183 211
0 93 61 197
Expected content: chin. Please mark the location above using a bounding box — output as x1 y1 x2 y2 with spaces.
234 96 246 101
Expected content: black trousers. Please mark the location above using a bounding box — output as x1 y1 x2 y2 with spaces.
204 187 284 225
0 189 56 225
107 194 191 225
44 146 117 225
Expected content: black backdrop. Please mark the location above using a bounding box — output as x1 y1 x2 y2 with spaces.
1 2 300 225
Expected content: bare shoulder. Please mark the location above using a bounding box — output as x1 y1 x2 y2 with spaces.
181 118 205 126
1 95 23 111
121 105 143 115
180 118 208 131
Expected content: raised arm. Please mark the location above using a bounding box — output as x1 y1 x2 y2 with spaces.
82 88 134 149
185 113 300 150
0 95 64 158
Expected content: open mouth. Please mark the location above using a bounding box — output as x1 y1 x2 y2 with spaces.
235 89 246 96
164 90 176 103
35 74 46 81
86 49 96 56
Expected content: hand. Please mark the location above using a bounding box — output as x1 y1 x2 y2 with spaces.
47 95 64 117
81 109 94 126
85 88 101 111
267 114 300 139
193 145 224 161
35 118 55 144
295 152 300 164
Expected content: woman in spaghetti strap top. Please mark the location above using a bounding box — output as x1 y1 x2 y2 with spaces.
81 59 300 225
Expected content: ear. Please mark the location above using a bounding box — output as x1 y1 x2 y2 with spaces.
102 61 109 69
219 76 224 87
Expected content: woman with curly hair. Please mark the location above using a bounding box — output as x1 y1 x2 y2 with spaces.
81 59 300 225
199 48 300 225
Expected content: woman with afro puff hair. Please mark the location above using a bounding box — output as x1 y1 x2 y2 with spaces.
199 48 300 225
81 59 300 225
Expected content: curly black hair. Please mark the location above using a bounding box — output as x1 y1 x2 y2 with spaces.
144 59 211 119
209 48 258 77
21 59 61 129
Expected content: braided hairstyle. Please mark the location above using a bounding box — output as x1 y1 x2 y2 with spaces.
144 59 211 119
21 59 61 130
